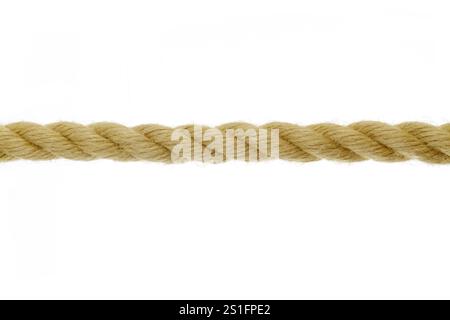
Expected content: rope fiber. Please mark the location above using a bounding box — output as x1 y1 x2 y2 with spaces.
1 121 450 163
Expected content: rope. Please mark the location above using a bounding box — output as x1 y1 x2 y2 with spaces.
1 121 450 163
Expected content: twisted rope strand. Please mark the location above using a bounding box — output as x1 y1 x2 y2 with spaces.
1 121 450 163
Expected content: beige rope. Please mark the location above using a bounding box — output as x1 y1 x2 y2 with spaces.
1 121 450 163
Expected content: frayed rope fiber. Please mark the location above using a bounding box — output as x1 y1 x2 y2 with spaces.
1 121 450 163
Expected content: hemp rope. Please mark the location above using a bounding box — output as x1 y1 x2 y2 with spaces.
1 121 450 163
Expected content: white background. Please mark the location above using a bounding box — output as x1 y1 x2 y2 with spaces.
1 0 450 299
